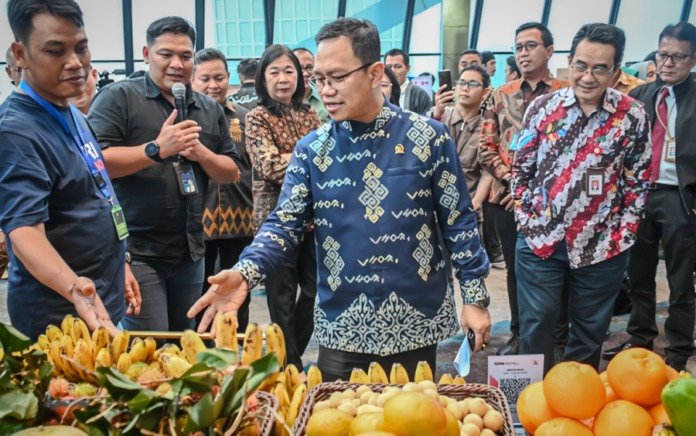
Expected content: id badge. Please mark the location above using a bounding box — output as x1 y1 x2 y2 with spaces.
664 138 676 162
173 161 198 196
111 205 129 240
586 167 605 197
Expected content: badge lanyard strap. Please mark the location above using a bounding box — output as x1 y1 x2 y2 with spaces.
19 81 114 204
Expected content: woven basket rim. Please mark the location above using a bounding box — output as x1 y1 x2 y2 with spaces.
255 391 280 436
292 382 515 436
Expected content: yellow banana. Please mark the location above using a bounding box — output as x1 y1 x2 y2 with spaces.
46 325 64 343
111 330 130 362
74 319 92 347
160 344 183 358
438 374 454 385
129 338 148 363
159 353 192 379
286 383 307 428
48 339 66 377
307 365 322 390
144 337 157 363
679 370 691 379
215 312 238 350
273 381 291 411
181 330 207 364
272 409 287 436
369 362 389 384
73 338 94 371
453 375 466 385
37 335 50 351
414 361 433 383
61 314 74 336
266 323 287 368
277 372 287 387
91 327 110 359
241 323 263 365
285 364 301 392
60 335 75 358
390 363 409 384
350 368 371 384
95 347 111 368
257 372 280 393
117 353 132 373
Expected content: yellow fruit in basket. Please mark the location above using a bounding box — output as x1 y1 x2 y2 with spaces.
356 385 372 396
343 389 357 400
461 423 480 436
535 417 593 436
338 402 358 418
415 361 434 383
383 387 401 395
438 396 448 408
517 381 560 434
607 348 669 407
359 391 373 405
351 369 371 384
453 375 466 385
402 383 421 393
480 430 496 436
287 383 308 427
593 400 654 436
544 362 605 420
315 401 331 412
423 388 439 400
467 398 489 417
390 363 409 384
353 433 396 436
459 398 470 415
309 366 324 390
349 412 385 436
357 405 383 415
463 414 483 431
306 408 354 436
442 409 460 436
383 392 446 436
376 393 395 408
438 374 453 385
481 410 503 432
369 362 389 384
418 380 437 391
445 401 463 420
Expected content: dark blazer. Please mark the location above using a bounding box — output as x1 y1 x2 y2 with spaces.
630 74 696 214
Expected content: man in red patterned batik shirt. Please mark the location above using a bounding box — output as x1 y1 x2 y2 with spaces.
511 23 652 373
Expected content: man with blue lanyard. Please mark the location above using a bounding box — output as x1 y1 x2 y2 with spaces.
0 0 139 339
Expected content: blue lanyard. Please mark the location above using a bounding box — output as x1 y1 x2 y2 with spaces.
19 81 114 203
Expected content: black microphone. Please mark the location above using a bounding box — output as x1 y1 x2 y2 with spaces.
171 83 189 162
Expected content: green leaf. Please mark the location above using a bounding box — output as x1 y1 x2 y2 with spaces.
0 418 26 436
0 389 39 420
197 348 238 370
184 392 215 434
128 389 157 415
0 323 32 354
181 362 216 379
0 368 14 391
220 369 249 418
96 367 144 401
38 362 54 382
227 353 279 422
75 407 110 436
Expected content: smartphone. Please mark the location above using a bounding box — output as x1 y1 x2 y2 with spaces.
438 70 453 102
467 329 476 351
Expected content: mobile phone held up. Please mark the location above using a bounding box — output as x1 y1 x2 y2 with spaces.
438 69 453 103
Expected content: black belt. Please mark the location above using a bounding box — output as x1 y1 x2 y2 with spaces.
649 183 680 191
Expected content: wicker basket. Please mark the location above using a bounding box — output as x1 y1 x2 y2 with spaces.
254 391 280 436
292 382 515 436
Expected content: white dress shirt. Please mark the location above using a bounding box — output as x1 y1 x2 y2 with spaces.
399 78 409 108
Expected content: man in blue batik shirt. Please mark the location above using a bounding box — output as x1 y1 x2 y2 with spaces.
189 18 491 380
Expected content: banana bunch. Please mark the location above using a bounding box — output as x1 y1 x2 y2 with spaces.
43 316 103 384
272 364 308 436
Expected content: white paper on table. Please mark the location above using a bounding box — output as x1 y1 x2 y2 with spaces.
488 354 544 423
453 337 471 377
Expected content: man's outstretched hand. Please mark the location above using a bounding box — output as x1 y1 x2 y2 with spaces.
187 270 249 337
71 277 119 336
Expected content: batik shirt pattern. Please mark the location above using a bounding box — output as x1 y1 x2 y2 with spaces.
233 100 490 355
511 87 652 269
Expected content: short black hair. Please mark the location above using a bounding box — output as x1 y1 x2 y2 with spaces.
293 47 314 58
516 22 553 47
237 58 258 81
146 16 195 47
255 44 306 115
644 50 658 63
460 65 491 89
506 55 521 78
570 23 625 66
659 21 696 55
7 0 84 45
194 47 228 74
384 48 409 66
383 66 401 106
315 18 380 65
481 51 495 64
461 49 482 61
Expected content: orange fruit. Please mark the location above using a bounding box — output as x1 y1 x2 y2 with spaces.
382 392 446 436
516 382 560 434
442 409 461 436
646 402 671 425
535 417 593 436
543 362 605 420
665 365 679 381
599 372 618 404
607 348 668 407
593 400 654 436
350 412 385 436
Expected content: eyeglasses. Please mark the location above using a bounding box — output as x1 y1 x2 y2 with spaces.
455 79 483 89
570 63 616 77
459 61 480 68
6 66 21 74
386 64 404 70
380 82 392 88
310 62 373 91
300 65 314 73
513 42 543 53
656 52 694 65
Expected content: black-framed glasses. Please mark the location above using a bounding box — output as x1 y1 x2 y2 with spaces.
656 52 694 65
456 79 483 89
570 63 616 77
513 42 543 53
380 82 393 89
310 62 373 90
300 64 314 73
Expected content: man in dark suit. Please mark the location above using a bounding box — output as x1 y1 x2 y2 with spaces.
603 22 696 371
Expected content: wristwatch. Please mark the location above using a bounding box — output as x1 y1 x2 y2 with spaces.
125 251 132 265
145 141 163 162
473 297 490 310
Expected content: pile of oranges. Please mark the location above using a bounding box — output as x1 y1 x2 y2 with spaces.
516 348 682 436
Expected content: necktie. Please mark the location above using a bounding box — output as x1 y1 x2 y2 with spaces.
650 88 670 183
